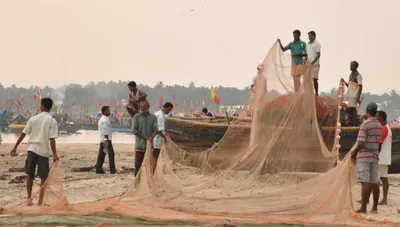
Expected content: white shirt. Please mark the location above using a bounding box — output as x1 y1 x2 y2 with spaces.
153 110 166 149
306 40 321 65
379 124 392 165
22 112 58 157
98 115 112 142
346 73 363 99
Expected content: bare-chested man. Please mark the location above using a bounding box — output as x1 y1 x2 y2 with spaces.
126 81 147 117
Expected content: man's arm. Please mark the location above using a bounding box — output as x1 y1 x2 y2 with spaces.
156 115 168 143
137 90 147 101
11 119 32 155
132 115 147 139
379 126 388 153
352 123 367 158
277 39 288 52
311 43 321 65
50 138 58 162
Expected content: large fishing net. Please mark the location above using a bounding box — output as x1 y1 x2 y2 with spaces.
1 42 396 227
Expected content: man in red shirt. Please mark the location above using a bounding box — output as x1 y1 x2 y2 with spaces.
377 110 392 205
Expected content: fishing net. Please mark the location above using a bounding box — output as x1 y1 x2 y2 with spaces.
1 42 396 226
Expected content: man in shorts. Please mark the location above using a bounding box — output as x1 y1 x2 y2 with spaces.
341 61 363 126
152 102 173 173
126 81 147 117
305 31 321 96
132 101 159 176
278 30 307 92
377 110 392 205
351 102 381 213
10 98 59 206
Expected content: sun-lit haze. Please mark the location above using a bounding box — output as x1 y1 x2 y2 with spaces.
0 0 397 94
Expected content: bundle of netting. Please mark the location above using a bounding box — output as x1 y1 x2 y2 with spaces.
2 42 397 227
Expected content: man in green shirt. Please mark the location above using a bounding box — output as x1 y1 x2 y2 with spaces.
278 30 307 92
132 101 159 176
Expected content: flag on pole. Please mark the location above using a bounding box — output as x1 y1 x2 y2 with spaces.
158 96 163 109
210 87 221 105
172 93 176 106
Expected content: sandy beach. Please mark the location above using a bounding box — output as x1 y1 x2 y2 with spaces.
0 141 400 224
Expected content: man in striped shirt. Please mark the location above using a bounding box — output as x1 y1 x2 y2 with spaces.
351 102 382 213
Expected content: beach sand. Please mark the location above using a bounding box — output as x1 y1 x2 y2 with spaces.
0 143 400 224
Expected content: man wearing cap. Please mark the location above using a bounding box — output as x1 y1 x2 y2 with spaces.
341 61 363 126
351 102 381 214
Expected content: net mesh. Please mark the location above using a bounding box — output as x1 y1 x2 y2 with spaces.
1 42 396 227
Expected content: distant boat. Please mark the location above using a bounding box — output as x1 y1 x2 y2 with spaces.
7 123 82 134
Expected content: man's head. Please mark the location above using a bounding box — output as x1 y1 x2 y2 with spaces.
40 98 53 112
350 61 359 72
377 110 387 125
293 30 301 41
101 106 110 117
127 81 137 92
308 31 316 42
162 102 174 115
202 108 208 114
139 101 150 114
365 102 378 118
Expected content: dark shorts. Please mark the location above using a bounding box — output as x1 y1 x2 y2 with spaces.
152 148 161 158
25 151 49 179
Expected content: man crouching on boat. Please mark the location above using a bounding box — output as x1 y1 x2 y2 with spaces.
126 81 147 117
10 98 59 206
351 102 381 214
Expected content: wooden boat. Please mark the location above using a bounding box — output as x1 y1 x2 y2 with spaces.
165 117 400 173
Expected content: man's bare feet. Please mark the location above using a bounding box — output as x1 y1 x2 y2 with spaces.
370 209 378 214
355 208 367 214
26 200 33 206
378 200 387 205
357 199 369 204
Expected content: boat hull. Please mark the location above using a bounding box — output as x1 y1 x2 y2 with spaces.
165 117 400 173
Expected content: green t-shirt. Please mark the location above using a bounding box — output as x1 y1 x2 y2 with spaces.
285 40 306 65
132 113 158 149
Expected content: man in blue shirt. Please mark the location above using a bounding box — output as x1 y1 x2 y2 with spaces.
278 30 307 92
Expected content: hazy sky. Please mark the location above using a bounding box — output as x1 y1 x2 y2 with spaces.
0 0 397 94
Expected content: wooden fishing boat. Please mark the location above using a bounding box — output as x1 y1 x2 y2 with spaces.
165 117 400 173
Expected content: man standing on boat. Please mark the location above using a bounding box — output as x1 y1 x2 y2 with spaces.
152 102 173 173
126 81 147 117
305 31 321 96
132 101 159 176
277 30 307 92
341 61 363 126
95 106 116 174
377 110 391 205
351 102 381 214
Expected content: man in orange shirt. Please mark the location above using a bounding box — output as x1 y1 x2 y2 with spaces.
377 110 392 205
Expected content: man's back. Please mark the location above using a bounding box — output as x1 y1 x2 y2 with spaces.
23 112 58 157
356 117 382 163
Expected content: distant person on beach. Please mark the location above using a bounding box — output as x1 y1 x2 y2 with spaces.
377 110 392 205
126 81 147 117
277 30 307 92
305 31 321 96
132 101 158 176
341 61 363 126
152 102 173 173
351 102 381 214
95 106 116 174
202 108 213 117
10 98 59 206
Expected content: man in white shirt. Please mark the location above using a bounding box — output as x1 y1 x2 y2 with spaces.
305 31 321 96
377 110 391 205
95 106 116 174
341 61 363 126
10 98 59 206
152 102 173 173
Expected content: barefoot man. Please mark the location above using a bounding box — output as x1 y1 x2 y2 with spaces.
132 101 159 176
10 98 59 205
377 110 392 205
278 30 307 92
351 102 381 213
341 61 363 126
126 81 147 117
152 102 173 173
305 31 321 96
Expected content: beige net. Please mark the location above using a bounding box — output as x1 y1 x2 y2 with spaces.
1 42 396 226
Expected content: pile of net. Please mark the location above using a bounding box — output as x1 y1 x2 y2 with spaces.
1 42 396 227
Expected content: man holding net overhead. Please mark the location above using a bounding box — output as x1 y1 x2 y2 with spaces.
277 30 307 93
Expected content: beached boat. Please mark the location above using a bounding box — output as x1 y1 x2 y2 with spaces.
165 117 400 173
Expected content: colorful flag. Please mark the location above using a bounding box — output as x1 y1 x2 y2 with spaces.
172 93 176 107
158 96 163 109
210 87 221 105
202 96 205 107
190 100 194 110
